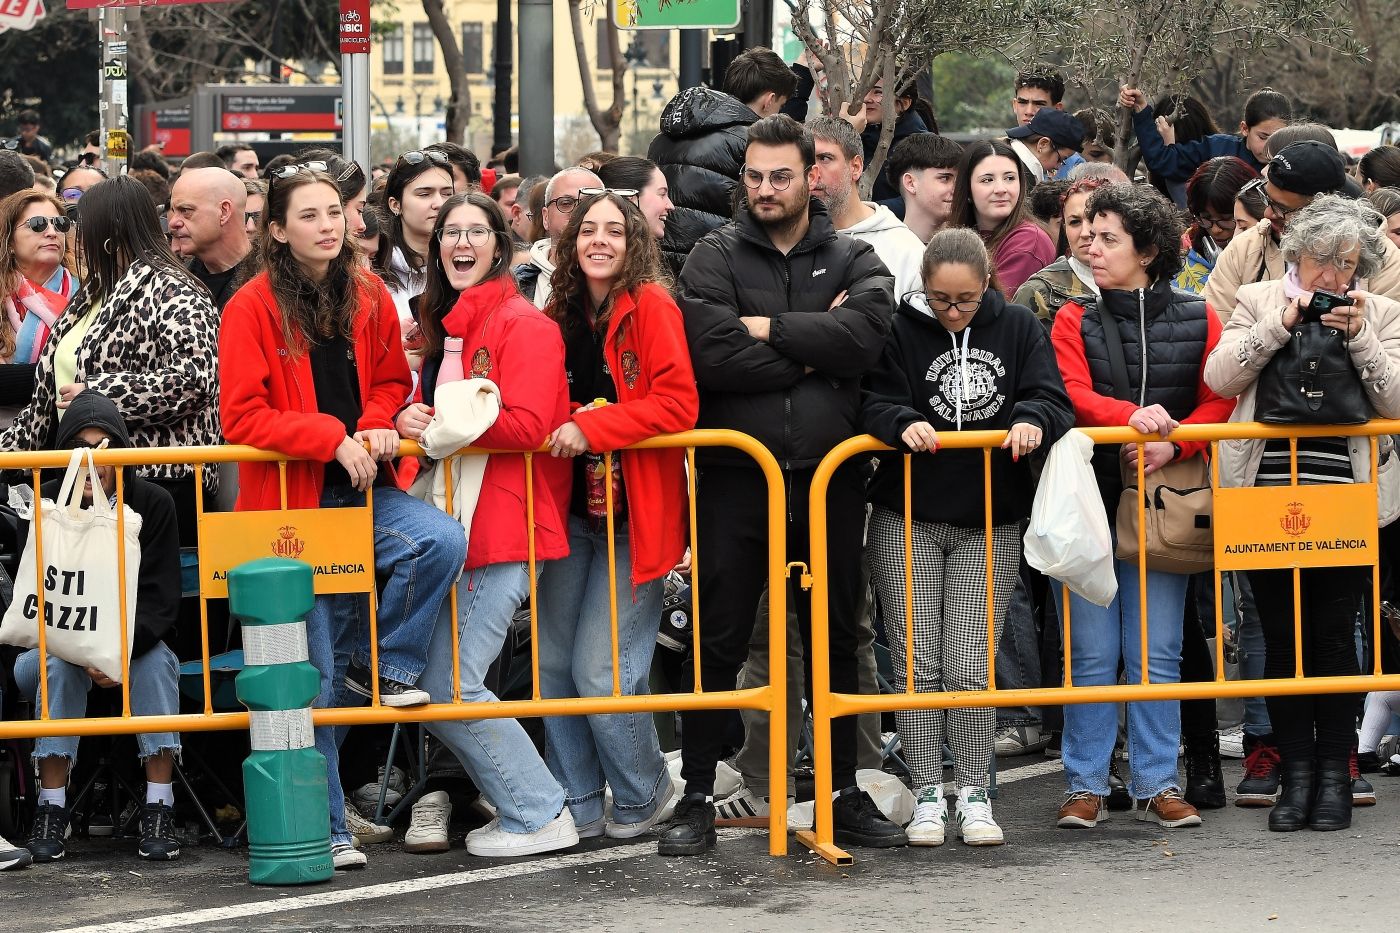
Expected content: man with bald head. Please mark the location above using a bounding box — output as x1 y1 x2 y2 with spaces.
514 165 601 309
168 167 251 310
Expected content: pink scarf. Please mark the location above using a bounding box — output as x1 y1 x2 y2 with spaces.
3 269 72 364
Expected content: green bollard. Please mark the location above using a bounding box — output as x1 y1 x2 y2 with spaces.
230 557 333 886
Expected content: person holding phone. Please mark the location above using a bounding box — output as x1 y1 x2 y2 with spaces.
1206 194 1400 833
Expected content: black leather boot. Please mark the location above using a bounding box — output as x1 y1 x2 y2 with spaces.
1183 733 1227 810
1309 758 1352 832
1268 760 1314 832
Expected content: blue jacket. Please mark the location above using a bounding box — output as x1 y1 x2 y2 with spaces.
1133 106 1264 183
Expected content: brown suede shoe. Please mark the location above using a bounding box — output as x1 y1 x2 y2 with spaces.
1134 789 1203 828
1056 792 1108 828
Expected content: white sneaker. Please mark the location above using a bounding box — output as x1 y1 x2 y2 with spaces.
331 841 367 870
465 809 579 858
352 765 408 814
0 834 31 871
905 786 948 847
606 776 678 839
1218 727 1245 759
955 787 1004 846
575 816 606 839
404 790 451 853
345 803 393 846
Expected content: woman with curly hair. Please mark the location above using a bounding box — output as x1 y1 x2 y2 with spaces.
1049 184 1234 831
534 190 698 838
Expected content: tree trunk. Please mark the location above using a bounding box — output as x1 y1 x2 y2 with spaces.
422 0 470 144
860 54 899 199
1115 30 1152 173
567 0 623 152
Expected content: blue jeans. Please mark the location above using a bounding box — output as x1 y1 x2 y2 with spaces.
420 561 566 834
320 483 468 685
16 642 182 766
537 516 668 827
1059 560 1188 800
308 483 465 845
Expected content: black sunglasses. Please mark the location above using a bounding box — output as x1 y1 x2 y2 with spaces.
23 215 71 234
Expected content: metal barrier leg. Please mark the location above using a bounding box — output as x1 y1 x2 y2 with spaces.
796 465 852 865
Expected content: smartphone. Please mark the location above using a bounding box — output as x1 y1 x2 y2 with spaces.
1302 289 1354 323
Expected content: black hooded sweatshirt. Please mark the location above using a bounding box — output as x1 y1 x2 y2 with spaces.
26 391 182 657
862 290 1074 527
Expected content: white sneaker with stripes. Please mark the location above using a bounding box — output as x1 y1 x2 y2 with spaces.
955 787 1004 846
905 786 948 847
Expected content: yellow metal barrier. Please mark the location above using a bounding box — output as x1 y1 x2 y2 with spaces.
798 420 1400 865
0 430 793 857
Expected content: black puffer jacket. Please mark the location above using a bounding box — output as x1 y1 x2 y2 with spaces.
648 87 757 277
678 200 894 469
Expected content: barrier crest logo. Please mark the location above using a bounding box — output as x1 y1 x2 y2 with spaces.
1280 501 1311 537
272 525 306 559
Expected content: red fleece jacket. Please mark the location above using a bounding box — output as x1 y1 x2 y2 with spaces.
219 271 410 511
570 282 699 586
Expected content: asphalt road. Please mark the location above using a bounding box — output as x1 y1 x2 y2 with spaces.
10 755 1393 933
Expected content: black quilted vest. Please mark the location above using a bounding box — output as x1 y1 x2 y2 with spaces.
1077 280 1209 419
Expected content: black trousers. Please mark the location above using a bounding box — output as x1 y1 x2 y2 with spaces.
1248 565 1368 761
679 463 864 797
1179 573 1219 738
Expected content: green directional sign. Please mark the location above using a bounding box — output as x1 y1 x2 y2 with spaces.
614 0 742 30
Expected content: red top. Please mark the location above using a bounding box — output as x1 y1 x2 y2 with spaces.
570 282 699 586
988 221 1057 295
439 275 572 570
1051 298 1234 460
219 270 410 511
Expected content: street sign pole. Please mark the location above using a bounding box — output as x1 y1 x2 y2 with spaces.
338 0 371 181
99 5 130 176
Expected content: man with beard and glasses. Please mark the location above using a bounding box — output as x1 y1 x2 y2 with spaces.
664 114 904 857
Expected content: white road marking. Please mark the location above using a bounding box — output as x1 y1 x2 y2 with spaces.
994 757 1063 786
50 830 764 933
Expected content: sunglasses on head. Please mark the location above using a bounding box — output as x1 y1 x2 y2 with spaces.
577 187 641 206
23 215 71 234
270 161 329 182
398 149 450 168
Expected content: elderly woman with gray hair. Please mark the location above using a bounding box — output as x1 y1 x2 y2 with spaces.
1206 193 1400 834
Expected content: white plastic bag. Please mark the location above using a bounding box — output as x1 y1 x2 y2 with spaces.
0 448 143 682
1023 430 1117 608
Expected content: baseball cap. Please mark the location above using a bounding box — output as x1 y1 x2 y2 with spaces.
1007 109 1085 152
1266 140 1347 197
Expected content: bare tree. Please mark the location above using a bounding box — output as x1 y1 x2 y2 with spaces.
1029 0 1361 170
791 0 1061 197
421 0 470 144
568 0 627 152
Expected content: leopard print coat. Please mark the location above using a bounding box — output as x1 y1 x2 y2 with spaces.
0 259 221 492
